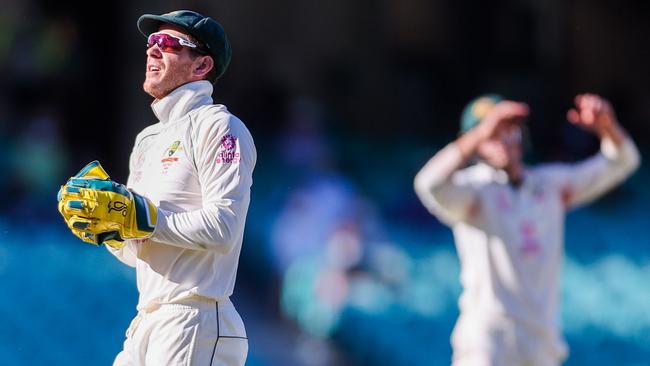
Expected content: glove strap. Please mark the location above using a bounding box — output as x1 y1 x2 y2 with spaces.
132 192 158 233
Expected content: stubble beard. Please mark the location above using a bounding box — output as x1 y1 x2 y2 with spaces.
144 77 172 100
143 70 187 100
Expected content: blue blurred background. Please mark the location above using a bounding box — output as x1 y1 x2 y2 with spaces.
1 0 649 365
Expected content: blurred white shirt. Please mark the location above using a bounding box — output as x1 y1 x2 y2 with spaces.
414 137 639 364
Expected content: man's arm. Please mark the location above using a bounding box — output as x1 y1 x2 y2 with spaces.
560 94 641 208
150 112 257 254
414 101 529 224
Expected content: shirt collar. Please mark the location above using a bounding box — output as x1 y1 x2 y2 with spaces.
151 80 214 123
477 162 521 185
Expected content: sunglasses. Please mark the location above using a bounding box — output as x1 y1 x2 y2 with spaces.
147 32 205 53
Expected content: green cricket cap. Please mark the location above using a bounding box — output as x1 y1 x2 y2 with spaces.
137 10 232 80
460 94 504 133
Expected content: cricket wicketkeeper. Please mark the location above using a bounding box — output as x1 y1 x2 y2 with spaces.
58 10 255 366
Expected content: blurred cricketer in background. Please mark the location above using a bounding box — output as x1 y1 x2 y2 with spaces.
57 10 255 366
414 94 640 366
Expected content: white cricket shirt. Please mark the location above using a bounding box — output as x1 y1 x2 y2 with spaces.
414 137 639 362
107 81 256 311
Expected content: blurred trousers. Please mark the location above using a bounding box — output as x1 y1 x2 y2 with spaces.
451 314 564 366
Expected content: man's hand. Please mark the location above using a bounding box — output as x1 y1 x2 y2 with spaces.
457 100 529 159
567 94 625 146
57 161 158 248
475 101 529 141
567 94 616 133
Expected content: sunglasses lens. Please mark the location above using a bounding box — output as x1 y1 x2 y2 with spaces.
147 34 182 51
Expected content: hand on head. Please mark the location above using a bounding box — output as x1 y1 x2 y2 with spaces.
475 101 529 142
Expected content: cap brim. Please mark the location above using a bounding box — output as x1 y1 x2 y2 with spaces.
137 14 190 37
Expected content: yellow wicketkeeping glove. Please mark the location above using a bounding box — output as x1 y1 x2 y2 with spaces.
57 161 158 248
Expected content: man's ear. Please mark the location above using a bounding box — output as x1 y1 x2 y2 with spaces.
193 55 214 78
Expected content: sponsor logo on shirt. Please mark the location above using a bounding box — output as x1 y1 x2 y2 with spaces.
217 134 240 164
519 221 541 256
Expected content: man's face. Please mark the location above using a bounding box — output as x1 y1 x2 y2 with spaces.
476 121 524 170
143 25 200 99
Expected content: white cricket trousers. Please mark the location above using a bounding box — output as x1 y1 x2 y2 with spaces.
113 296 248 366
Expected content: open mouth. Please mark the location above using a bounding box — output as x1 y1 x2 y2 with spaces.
147 65 161 72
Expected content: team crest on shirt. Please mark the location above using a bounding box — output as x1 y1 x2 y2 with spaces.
163 140 182 159
161 140 184 173
217 134 240 164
